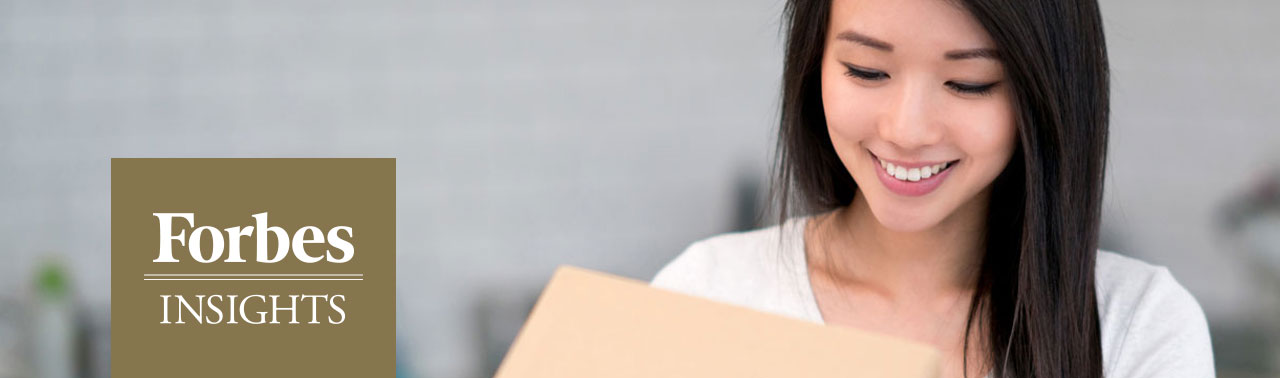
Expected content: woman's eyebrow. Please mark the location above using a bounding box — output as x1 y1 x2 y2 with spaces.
837 29 999 61
945 48 1000 61
836 30 893 51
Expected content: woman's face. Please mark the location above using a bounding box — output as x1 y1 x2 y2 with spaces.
821 0 1018 232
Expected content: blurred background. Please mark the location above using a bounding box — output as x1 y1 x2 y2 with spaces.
0 0 1277 377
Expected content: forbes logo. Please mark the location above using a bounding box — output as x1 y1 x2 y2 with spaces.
152 212 354 264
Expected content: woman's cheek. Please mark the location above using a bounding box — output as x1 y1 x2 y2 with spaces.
822 82 880 151
951 100 1018 181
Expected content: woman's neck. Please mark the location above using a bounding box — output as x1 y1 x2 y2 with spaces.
814 189 989 300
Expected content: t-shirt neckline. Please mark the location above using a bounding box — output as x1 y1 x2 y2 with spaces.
787 215 993 378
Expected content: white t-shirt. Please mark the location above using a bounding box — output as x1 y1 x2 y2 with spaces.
651 218 1215 378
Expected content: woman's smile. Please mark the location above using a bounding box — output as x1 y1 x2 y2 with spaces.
869 150 959 197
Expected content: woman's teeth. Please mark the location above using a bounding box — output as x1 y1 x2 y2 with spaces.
879 159 951 182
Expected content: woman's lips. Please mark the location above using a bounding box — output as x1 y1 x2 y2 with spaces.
870 151 957 197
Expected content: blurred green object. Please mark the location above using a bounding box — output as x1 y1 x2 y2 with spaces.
36 260 69 301
32 257 74 378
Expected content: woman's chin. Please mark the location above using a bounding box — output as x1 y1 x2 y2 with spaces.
866 203 947 233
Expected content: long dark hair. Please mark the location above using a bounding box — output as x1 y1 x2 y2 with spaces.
773 0 1110 377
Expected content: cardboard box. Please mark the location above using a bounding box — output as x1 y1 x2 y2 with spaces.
494 266 941 378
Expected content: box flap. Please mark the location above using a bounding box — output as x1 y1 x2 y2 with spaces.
494 265 941 378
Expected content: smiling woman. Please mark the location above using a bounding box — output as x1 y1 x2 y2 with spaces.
651 0 1215 377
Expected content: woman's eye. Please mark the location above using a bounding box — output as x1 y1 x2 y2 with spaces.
946 81 999 95
842 63 889 81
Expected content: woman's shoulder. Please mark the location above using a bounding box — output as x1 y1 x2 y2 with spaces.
648 220 812 318
1093 250 1206 324
649 222 796 292
1093 250 1216 377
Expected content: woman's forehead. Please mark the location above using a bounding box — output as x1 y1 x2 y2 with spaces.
827 0 996 54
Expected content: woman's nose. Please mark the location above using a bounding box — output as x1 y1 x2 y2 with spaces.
877 80 943 150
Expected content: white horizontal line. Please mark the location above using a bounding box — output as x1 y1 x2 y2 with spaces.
144 278 363 281
143 274 363 277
